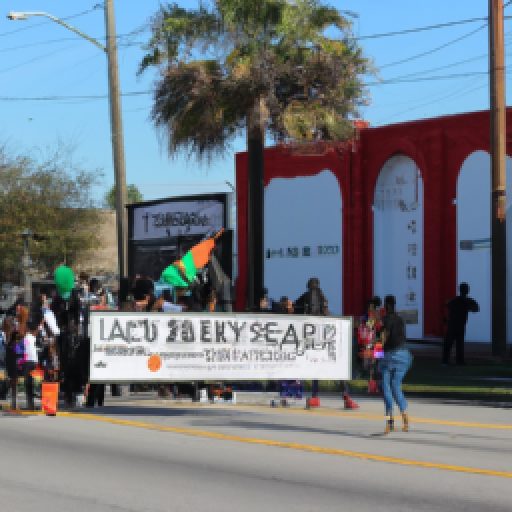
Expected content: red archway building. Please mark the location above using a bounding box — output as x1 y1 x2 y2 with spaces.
236 110 512 339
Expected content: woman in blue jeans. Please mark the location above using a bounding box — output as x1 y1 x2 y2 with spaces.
378 295 413 434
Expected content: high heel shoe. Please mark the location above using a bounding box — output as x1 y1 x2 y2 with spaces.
384 416 394 434
343 393 359 409
402 412 409 432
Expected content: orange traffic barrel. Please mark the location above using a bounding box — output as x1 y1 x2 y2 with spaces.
41 382 59 416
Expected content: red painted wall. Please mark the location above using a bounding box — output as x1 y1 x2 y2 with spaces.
236 109 512 337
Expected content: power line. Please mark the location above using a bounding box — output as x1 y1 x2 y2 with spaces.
366 71 489 86
384 54 488 81
357 17 489 40
0 69 500 101
0 69 496 102
373 78 488 126
0 45 80 75
1 13 505 52
0 38 82 54
380 24 487 69
355 15 512 41
380 31 512 82
0 33 145 54
0 91 152 101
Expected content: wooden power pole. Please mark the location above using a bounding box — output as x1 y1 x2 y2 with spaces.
489 0 507 356
105 0 128 279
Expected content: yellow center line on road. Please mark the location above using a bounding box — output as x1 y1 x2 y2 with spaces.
47 410 512 480
150 401 512 431
4 401 512 431
269 406 512 431
3 405 512 479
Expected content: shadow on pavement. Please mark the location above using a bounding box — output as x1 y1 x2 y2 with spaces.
70 405 244 418
66 404 512 454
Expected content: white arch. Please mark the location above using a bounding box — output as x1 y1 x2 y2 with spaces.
456 151 512 345
264 170 343 313
456 151 491 342
373 154 424 339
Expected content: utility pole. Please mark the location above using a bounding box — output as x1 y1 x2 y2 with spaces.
7 5 129 283
105 0 128 278
489 0 507 356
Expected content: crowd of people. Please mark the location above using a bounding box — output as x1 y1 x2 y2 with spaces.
258 279 416 432
0 293 60 410
0 272 222 410
0 268 479 434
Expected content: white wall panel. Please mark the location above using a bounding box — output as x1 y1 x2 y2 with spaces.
264 170 343 314
374 155 424 339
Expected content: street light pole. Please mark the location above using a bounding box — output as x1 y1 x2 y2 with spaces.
7 3 128 280
105 0 128 279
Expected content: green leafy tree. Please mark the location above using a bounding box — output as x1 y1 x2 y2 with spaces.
140 0 369 305
104 184 143 209
0 146 103 283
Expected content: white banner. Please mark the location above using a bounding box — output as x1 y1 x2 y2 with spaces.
132 199 224 241
89 312 352 382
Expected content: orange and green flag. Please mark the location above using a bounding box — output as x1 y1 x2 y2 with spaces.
160 230 223 288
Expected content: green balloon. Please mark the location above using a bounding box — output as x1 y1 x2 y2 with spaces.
54 265 75 298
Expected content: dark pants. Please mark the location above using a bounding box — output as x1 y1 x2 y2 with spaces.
0 379 7 400
443 325 465 364
86 384 105 407
312 380 319 397
23 362 36 410
10 378 17 409
110 384 122 396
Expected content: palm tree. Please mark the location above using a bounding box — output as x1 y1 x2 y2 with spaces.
140 0 369 308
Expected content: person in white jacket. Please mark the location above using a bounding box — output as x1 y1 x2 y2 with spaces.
35 293 60 381
22 318 40 410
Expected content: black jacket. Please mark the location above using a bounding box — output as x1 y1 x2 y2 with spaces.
446 296 479 330
383 312 407 351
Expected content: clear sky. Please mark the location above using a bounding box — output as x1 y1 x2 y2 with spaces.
1 1 509 203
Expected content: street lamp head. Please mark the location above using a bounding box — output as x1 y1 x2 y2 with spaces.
7 11 29 21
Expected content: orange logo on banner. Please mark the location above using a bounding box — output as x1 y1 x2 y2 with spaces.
148 354 162 372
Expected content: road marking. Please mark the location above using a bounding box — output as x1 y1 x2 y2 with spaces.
51 411 512 480
145 401 512 431
258 406 512 431
3 401 512 431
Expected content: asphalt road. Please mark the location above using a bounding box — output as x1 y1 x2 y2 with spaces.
1 395 511 512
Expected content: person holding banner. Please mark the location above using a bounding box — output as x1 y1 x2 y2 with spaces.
297 278 358 410
378 295 413 434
